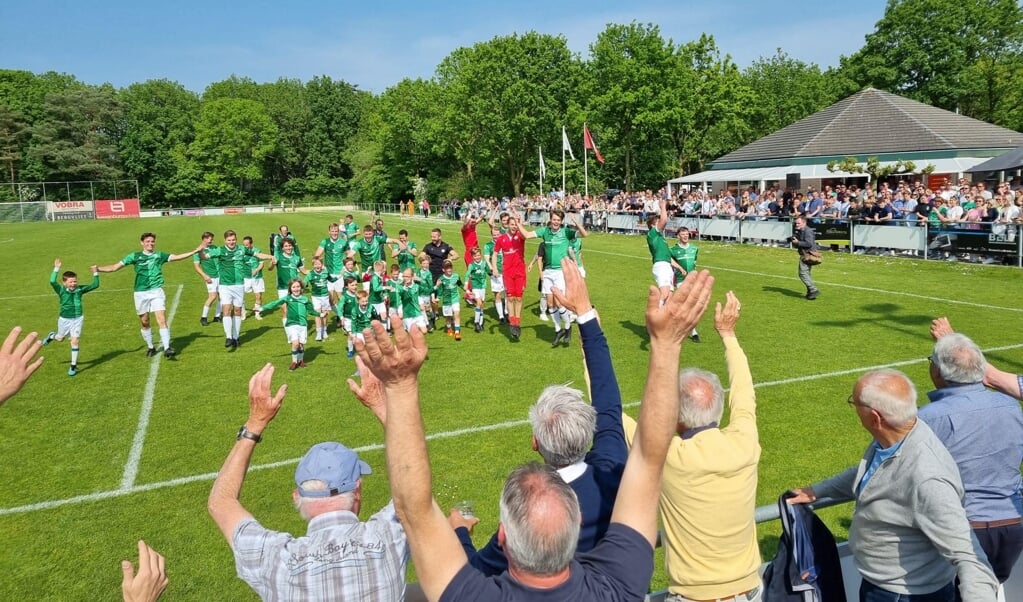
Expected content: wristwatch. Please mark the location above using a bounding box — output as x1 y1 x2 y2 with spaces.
237 425 262 443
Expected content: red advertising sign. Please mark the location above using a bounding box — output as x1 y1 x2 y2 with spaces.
224 207 244 215
95 199 141 219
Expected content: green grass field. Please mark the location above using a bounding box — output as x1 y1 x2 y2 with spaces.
1 210 1021 601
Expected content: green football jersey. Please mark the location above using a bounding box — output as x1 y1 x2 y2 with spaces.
670 243 698 279
368 273 388 304
122 251 171 292
399 283 422 317
351 303 381 332
434 272 463 305
193 251 219 278
647 227 672 264
205 245 255 286
50 270 99 319
318 236 349 275
304 268 336 297
417 268 434 297
339 289 359 319
392 241 418 271
274 251 304 290
261 294 316 327
535 227 577 269
349 235 387 271
483 239 503 274
465 260 491 289
244 247 264 281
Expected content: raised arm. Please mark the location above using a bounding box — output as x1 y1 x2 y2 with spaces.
552 258 625 466
715 292 756 431
207 364 287 543
357 316 464 601
611 270 714 546
168 242 207 262
931 316 1023 400
97 261 125 273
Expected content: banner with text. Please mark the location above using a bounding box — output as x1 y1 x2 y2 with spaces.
47 200 95 221
95 198 141 219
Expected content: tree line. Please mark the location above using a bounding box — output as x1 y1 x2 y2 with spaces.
1 0 1021 208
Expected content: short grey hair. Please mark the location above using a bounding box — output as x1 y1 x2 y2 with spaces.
856 369 918 428
677 368 725 428
528 385 596 468
293 479 356 520
932 333 986 384
499 463 580 576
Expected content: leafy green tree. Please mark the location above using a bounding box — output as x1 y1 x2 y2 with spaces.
0 70 83 182
742 49 838 143
29 85 124 182
660 34 752 177
588 23 674 190
0 105 30 184
187 98 278 203
118 79 199 207
437 32 578 195
304 76 364 181
838 0 1023 124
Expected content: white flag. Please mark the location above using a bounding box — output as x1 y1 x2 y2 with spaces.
539 146 547 180
562 126 575 161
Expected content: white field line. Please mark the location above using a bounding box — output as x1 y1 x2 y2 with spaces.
585 248 1023 313
118 284 183 491
6 343 1023 517
0 288 131 301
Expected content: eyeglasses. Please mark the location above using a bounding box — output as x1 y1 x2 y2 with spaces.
847 394 862 407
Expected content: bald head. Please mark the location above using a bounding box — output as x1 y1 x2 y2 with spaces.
677 368 725 430
499 463 580 577
854 369 918 428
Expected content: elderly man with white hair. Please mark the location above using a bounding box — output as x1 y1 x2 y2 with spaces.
921 330 1023 588
789 369 998 602
208 364 408 601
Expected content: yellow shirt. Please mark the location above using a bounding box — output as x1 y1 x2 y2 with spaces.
623 336 761 599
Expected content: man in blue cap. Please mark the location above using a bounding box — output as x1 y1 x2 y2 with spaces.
208 363 409 601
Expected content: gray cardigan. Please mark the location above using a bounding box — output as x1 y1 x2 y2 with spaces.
813 420 997 600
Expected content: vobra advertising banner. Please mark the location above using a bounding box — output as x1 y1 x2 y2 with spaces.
47 200 95 221
95 199 141 219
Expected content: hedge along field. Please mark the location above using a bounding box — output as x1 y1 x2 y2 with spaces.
0 210 1021 600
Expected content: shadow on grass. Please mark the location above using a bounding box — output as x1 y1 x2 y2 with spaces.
74 346 139 372
618 320 649 351
810 304 934 340
762 285 805 299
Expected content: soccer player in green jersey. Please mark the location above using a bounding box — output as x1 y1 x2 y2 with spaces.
416 253 436 332
391 229 419 272
203 230 274 350
347 225 397 273
304 257 337 342
669 227 701 343
258 279 324 371
523 209 588 346
464 247 492 332
434 259 464 340
386 264 402 319
241 236 266 321
646 201 673 299
399 268 428 333
43 258 99 376
343 214 359 239
194 231 222 327
367 260 392 322
98 232 206 358
313 223 349 326
338 277 361 358
483 226 507 324
349 289 382 376
270 237 306 326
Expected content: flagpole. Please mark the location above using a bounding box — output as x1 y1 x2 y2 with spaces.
539 145 543 197
584 124 589 198
562 140 566 197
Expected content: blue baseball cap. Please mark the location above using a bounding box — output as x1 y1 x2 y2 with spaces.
294 442 371 497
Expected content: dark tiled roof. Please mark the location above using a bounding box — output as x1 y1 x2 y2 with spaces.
713 88 1023 165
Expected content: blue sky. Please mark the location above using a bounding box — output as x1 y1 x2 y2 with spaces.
1 1 887 94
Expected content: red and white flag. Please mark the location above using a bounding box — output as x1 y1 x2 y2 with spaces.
584 124 604 164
